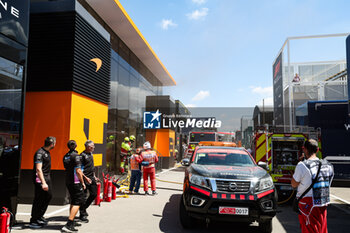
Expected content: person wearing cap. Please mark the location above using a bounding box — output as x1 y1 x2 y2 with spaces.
141 141 158 195
29 136 56 229
61 140 85 232
128 147 143 194
291 139 334 233
120 137 131 173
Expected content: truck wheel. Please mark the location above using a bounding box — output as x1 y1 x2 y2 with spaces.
179 195 193 229
259 219 272 233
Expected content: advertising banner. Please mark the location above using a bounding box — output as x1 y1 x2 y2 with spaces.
273 52 283 125
0 0 29 45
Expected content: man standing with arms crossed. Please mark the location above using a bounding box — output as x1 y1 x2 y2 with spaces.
61 140 86 232
79 140 98 222
29 136 56 229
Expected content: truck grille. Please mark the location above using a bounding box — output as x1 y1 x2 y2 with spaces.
215 180 250 193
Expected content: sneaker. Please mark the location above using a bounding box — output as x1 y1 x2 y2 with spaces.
80 210 89 217
78 216 89 223
61 224 78 232
152 191 158 195
29 221 44 229
38 217 48 226
145 191 150 195
74 222 82 227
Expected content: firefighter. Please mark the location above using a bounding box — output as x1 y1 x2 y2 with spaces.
141 141 158 195
29 136 56 229
120 137 131 173
62 140 85 232
106 135 116 171
190 144 195 150
128 147 143 194
129 135 136 149
79 140 99 222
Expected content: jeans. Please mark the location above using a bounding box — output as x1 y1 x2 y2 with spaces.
129 170 142 192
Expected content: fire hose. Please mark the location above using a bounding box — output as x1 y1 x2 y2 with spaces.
277 189 295 205
277 170 296 205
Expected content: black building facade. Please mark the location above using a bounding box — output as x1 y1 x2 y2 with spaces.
0 0 30 215
1 0 176 211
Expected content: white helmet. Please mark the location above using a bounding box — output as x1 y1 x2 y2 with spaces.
143 141 151 150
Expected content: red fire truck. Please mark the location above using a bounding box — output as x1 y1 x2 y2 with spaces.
184 132 235 159
252 132 321 203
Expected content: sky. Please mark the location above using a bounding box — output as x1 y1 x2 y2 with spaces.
118 0 350 108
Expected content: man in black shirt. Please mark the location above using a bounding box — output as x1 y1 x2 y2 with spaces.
61 140 86 232
29 136 56 229
79 140 99 222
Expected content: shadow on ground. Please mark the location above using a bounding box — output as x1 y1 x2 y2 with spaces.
159 194 262 233
12 216 68 231
12 222 63 231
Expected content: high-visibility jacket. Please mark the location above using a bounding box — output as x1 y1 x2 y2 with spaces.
130 154 142 170
141 150 158 169
121 141 130 156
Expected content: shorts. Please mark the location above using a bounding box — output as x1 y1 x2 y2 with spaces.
67 183 85 206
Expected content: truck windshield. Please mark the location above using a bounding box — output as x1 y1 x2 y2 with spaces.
194 151 254 166
190 133 215 142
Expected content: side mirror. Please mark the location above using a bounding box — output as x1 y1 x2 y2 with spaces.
258 161 268 170
181 158 190 166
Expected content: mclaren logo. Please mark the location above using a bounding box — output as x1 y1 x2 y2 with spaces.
90 58 102 72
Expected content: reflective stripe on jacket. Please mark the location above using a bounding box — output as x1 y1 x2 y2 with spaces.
141 150 158 169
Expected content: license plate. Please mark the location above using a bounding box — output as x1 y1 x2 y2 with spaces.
219 207 249 215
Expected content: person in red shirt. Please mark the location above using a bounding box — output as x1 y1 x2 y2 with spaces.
141 141 158 195
128 147 143 194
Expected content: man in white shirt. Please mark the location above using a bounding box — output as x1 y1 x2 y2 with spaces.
291 139 333 233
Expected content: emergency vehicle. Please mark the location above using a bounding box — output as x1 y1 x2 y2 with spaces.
180 141 277 232
252 132 321 203
185 132 235 159
184 132 216 159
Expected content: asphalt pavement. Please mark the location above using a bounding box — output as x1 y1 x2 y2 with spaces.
12 165 350 233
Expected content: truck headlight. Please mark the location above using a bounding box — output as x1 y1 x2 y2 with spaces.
189 174 210 190
258 176 274 191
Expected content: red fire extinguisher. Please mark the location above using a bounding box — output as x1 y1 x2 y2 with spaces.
112 179 117 200
106 180 112 202
94 182 101 206
103 174 109 201
0 207 11 233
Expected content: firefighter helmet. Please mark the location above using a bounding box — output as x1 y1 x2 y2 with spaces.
124 137 130 142
130 135 136 141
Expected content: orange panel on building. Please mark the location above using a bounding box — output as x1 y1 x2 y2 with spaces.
21 91 72 170
21 91 108 170
146 129 175 158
